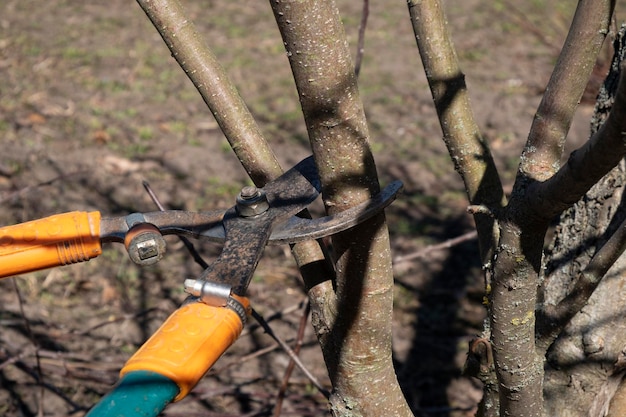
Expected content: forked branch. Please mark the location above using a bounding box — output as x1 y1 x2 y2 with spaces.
530 65 626 221
520 0 614 182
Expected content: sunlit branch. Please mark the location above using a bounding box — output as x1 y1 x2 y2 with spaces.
519 0 614 182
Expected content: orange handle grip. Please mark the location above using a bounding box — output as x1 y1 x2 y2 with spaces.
121 297 249 401
0 211 102 278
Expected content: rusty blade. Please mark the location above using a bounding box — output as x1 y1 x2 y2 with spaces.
268 180 403 244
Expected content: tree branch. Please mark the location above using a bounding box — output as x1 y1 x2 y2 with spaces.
487 7 616 414
520 0 614 182
270 1 412 415
354 0 369 78
407 0 504 266
135 0 334 322
135 0 281 185
537 25 626 354
529 65 626 221
537 211 626 351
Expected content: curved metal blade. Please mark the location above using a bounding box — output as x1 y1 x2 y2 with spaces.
268 180 403 244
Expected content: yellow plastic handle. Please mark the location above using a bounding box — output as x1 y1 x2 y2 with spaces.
120 296 249 401
0 211 102 278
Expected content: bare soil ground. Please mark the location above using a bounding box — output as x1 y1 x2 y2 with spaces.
0 1 620 416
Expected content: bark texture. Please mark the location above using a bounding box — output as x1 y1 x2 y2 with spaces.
270 1 412 416
407 0 504 266
542 27 626 417
521 0 614 182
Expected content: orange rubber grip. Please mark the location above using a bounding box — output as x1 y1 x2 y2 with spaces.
0 211 102 278
120 297 249 401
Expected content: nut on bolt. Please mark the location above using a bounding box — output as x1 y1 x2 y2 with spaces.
236 186 269 217
124 223 166 266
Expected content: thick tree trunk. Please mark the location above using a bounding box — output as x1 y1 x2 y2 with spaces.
542 28 626 417
269 1 413 416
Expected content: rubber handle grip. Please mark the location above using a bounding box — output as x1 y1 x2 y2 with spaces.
0 211 102 278
120 297 249 401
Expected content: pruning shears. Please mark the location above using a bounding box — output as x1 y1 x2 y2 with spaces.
0 156 402 404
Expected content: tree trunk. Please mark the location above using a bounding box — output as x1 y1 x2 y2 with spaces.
269 1 413 416
542 27 626 417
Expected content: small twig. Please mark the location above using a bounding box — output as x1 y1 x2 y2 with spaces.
10 360 83 412
0 342 84 412
493 1 562 53
74 308 161 337
273 301 311 417
393 231 477 265
242 299 307 337
142 180 209 269
354 0 369 77
213 341 282 374
0 170 88 204
0 345 37 371
0 345 120 385
250 308 330 399
11 278 45 416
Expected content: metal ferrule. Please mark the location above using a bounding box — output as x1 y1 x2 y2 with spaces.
184 279 231 307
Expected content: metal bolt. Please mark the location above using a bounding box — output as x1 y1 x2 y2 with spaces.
136 238 160 260
239 186 261 200
236 186 269 217
126 226 166 266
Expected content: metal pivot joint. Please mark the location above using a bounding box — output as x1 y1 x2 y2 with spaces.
236 186 269 217
122 213 167 265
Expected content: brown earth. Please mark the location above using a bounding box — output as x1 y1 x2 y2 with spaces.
0 1 620 416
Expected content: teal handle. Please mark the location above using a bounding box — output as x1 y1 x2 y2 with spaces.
86 370 179 417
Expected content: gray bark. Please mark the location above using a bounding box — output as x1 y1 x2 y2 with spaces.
542 27 626 417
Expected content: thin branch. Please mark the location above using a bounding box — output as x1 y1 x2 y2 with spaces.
11 278 45 416
407 0 504 266
143 180 209 269
0 170 88 204
520 0 614 182
213 341 281 373
494 1 562 53
135 0 281 186
0 346 83 413
354 0 369 78
250 308 330 399
393 230 477 265
241 299 307 337
273 301 311 417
